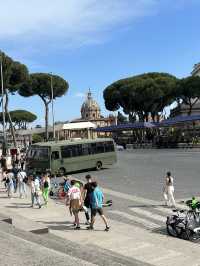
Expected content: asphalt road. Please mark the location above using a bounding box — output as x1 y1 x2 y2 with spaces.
74 149 200 201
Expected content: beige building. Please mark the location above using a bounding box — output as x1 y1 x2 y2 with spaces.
12 90 116 146
71 90 116 136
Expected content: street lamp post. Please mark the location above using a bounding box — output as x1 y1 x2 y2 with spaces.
0 53 7 155
50 73 55 140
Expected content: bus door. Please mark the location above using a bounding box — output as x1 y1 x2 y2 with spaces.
51 150 61 174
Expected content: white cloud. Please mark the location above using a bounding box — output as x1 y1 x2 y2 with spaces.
0 0 158 52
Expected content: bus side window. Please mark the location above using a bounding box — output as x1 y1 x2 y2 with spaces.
51 151 60 160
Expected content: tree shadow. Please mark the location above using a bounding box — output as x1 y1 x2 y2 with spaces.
11 203 31 206
128 204 165 208
5 205 31 209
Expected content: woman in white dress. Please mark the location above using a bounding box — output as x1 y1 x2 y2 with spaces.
163 171 176 207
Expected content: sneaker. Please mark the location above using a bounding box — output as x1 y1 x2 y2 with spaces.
85 221 90 225
87 226 94 230
74 226 80 230
105 226 110 232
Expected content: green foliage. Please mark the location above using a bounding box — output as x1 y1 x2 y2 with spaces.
0 51 29 92
0 109 37 129
104 72 177 121
32 134 43 143
18 73 69 101
175 76 200 115
18 72 69 141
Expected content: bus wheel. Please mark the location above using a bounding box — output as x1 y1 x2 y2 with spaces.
96 161 102 171
59 167 66 175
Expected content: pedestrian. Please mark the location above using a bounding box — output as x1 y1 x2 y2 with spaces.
30 175 41 208
163 171 176 207
63 176 71 193
34 176 42 208
21 154 26 170
6 170 14 198
12 166 18 193
42 173 50 205
83 174 93 225
87 181 110 231
17 168 28 198
0 156 7 172
67 179 82 230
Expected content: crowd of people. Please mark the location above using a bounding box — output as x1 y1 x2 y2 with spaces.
0 153 110 231
64 174 110 231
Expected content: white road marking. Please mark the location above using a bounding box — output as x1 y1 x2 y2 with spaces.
109 210 160 229
129 208 166 223
155 206 176 215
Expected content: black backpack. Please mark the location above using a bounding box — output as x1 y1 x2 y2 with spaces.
44 180 49 188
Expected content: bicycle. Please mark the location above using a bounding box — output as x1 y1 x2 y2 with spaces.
166 207 200 242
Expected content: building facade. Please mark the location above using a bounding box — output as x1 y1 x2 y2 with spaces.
171 63 200 117
71 90 117 136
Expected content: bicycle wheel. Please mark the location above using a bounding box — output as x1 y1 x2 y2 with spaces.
186 229 200 242
166 224 178 237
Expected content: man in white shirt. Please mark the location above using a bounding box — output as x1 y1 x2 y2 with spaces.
67 180 82 229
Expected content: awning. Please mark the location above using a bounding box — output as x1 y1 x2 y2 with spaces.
160 115 200 126
96 122 156 132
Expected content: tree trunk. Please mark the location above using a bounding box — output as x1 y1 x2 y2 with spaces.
45 102 49 141
5 90 17 147
187 103 192 116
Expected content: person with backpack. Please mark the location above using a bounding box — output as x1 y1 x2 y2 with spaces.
63 176 71 193
42 173 50 205
17 169 28 198
163 171 176 207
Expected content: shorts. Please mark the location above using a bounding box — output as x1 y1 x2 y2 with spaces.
72 208 79 214
91 208 103 216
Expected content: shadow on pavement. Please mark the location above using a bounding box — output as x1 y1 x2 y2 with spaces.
128 204 164 208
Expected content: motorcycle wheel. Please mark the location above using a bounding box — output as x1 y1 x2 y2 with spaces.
186 230 200 242
166 224 178 237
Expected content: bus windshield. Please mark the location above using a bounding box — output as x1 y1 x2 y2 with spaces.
27 147 49 160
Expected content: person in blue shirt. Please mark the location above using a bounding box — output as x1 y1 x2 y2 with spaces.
87 181 110 231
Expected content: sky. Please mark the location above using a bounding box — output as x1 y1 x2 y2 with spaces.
1 0 200 126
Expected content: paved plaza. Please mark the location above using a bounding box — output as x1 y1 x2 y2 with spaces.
1 149 200 265
76 149 200 201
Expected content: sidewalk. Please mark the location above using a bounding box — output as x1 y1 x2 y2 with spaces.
1 184 200 266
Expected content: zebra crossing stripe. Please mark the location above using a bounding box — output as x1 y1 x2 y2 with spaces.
103 188 161 206
155 206 175 215
109 210 159 229
129 208 166 223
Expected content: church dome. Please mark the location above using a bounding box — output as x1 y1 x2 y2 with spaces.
81 90 101 120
